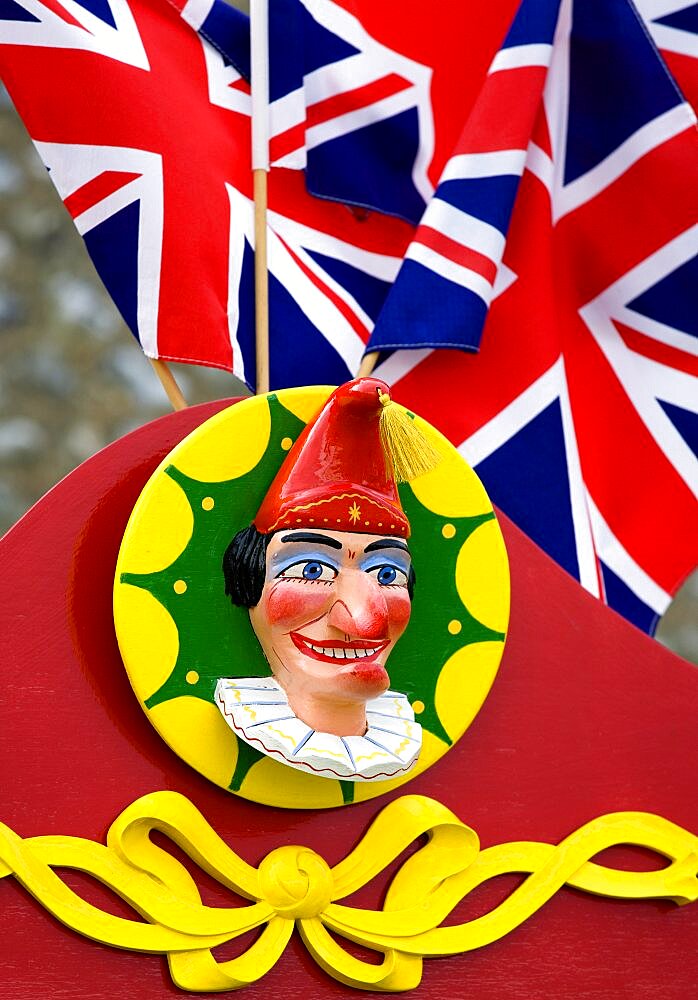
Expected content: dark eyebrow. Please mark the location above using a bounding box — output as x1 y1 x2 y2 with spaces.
279 532 342 549
363 538 411 555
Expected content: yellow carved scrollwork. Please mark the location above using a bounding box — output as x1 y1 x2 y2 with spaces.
0 792 696 992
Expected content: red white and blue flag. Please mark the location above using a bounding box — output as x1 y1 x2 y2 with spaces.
1 0 696 636
368 0 561 352
179 0 436 224
372 0 698 634
0 0 414 383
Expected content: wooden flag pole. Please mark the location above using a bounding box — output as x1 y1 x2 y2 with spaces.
251 0 270 395
357 351 379 378
149 358 188 411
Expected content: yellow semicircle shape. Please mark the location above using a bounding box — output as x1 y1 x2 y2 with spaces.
276 386 333 425
455 519 510 634
435 641 506 742
117 472 193 576
114 585 180 704
173 396 271 483
239 754 345 810
408 418 493 519
149 697 238 789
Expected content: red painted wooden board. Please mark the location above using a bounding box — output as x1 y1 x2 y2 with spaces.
1 400 696 999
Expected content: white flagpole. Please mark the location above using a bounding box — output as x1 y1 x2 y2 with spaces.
251 0 270 395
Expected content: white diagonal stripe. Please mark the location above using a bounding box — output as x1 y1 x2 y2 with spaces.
555 103 696 220
180 0 215 30
586 493 672 614
423 199 505 262
304 88 417 151
459 360 563 468
440 150 527 183
407 243 493 301
489 43 553 73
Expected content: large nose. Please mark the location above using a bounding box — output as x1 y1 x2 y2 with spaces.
328 570 389 638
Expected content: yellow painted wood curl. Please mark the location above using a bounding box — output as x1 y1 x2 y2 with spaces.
0 792 696 993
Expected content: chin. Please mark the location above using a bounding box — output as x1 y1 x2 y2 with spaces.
338 661 390 697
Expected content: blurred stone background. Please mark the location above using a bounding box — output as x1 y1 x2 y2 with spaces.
0 82 695 663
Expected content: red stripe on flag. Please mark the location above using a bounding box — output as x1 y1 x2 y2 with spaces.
557 131 697 308
416 225 498 283
454 66 548 155
306 72 411 129
270 122 307 164
40 0 88 30
270 73 412 164
277 236 370 345
63 171 141 219
614 321 698 378
228 77 250 93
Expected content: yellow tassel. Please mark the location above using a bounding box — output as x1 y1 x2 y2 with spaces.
378 390 442 482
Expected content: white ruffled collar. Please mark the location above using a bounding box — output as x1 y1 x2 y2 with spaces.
215 676 422 782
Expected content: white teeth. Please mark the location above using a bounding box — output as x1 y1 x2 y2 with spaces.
305 642 381 659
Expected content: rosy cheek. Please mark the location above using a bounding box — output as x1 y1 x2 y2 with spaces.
385 589 411 635
264 581 332 628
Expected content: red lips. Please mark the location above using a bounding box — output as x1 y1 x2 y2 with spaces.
290 632 389 664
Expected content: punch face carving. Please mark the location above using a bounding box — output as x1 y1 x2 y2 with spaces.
217 378 431 781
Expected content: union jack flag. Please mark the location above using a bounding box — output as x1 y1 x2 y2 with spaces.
178 0 436 225
0 0 413 381
369 0 561 352
372 0 698 634
638 0 698 110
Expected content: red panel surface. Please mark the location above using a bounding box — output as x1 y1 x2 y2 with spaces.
0 400 696 999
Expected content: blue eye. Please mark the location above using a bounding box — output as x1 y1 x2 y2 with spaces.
278 560 337 582
367 564 408 587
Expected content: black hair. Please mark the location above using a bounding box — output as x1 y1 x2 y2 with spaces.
222 524 416 608
222 525 271 608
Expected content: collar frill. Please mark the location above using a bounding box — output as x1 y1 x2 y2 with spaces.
215 677 422 782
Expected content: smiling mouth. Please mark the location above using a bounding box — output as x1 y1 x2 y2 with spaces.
290 633 389 663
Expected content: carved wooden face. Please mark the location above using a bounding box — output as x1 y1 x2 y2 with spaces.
249 529 413 714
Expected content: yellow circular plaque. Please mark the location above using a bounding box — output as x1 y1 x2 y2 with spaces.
114 387 510 809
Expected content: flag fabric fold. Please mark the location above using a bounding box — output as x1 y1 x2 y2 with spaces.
177 0 437 225
0 0 414 383
367 0 562 353
374 0 698 635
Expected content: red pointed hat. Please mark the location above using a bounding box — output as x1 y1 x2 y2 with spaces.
254 378 410 537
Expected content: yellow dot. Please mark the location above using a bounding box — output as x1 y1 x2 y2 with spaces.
442 523 456 539
448 619 462 635
364 520 370 526
173 580 187 594
185 670 199 685
378 522 383 527
281 437 293 451
201 496 214 511
412 700 425 715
